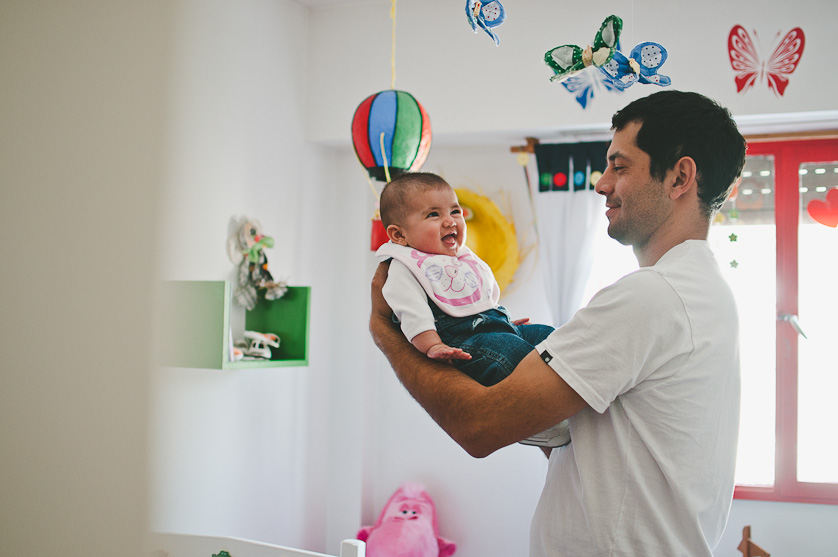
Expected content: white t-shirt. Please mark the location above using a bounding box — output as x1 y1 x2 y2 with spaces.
531 240 740 557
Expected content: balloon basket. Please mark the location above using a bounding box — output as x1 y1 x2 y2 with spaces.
371 218 388 251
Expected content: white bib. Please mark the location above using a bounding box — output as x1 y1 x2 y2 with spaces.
376 243 499 317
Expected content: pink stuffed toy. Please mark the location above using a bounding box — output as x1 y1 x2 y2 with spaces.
357 483 456 557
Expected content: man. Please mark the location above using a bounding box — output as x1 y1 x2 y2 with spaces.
369 90 747 556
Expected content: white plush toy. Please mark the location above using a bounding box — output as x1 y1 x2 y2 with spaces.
227 217 288 310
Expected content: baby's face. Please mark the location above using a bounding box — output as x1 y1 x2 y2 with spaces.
397 187 466 256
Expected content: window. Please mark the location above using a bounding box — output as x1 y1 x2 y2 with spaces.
582 137 838 505
712 138 838 504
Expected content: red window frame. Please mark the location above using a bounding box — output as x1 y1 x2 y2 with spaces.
733 138 838 505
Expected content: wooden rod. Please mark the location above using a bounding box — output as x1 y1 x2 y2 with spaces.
510 137 540 154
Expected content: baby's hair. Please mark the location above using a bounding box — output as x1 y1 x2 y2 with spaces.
379 172 452 229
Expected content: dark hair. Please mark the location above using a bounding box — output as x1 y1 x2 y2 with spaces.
379 172 452 228
611 90 746 217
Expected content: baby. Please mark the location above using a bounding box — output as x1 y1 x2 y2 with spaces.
375 171 569 448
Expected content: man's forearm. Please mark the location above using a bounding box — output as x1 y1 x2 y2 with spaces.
369 262 586 457
369 309 504 457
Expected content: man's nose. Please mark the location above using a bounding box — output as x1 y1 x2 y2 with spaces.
594 169 613 196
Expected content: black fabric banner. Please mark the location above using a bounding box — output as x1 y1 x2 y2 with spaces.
534 141 609 193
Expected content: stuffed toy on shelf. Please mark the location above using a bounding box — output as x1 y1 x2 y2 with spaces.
227 217 288 310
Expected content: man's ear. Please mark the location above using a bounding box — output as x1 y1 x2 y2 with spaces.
669 156 698 200
387 224 408 245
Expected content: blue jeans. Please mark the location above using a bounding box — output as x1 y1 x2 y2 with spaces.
431 305 555 387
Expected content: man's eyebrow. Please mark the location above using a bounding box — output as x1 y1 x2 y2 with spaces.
607 151 626 162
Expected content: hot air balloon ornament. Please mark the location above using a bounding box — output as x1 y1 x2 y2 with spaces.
352 89 432 250
352 89 432 183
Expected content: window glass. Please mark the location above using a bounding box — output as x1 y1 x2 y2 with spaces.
796 163 838 484
710 155 776 486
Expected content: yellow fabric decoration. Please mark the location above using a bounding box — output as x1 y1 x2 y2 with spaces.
455 188 519 293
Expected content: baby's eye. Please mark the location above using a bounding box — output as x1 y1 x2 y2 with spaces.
451 209 461 215
426 211 439 218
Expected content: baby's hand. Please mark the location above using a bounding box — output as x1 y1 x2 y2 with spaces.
427 343 472 361
512 317 531 326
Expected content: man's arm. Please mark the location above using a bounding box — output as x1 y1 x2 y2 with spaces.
370 262 588 458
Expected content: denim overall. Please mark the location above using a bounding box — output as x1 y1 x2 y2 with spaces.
429 303 555 386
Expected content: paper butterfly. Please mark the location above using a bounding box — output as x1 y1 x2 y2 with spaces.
545 15 622 82
465 0 506 46
562 66 624 109
599 42 671 90
728 25 805 96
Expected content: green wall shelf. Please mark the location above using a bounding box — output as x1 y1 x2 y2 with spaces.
159 281 310 369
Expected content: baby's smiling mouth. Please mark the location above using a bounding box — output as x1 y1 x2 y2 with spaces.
442 231 458 247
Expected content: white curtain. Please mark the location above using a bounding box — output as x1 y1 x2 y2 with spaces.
530 143 609 327
535 187 606 327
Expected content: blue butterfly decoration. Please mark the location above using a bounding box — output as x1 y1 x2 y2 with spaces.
599 42 671 90
561 66 624 109
562 41 670 109
465 0 506 45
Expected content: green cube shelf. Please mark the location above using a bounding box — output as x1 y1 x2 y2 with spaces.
159 281 310 369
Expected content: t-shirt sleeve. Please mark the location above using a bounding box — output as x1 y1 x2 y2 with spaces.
382 260 437 342
535 270 692 413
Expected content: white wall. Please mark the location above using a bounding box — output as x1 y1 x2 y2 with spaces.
718 500 838 556
0 1 170 555
307 0 838 146
148 0 367 551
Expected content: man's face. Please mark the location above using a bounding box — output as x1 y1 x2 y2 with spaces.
595 121 672 249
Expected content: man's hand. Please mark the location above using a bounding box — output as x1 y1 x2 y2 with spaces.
370 261 395 339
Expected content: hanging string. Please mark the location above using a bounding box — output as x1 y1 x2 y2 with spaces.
380 132 392 183
517 152 541 276
518 152 541 246
364 173 380 201
390 0 397 89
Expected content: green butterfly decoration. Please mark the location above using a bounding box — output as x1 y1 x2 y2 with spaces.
544 15 623 82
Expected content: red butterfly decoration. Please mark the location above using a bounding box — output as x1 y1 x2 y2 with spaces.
728 25 805 96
